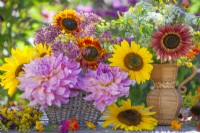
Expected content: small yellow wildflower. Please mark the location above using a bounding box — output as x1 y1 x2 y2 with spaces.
152 7 158 12
36 121 44 132
85 121 96 130
186 62 193 68
128 19 133 24
170 120 181 130
129 6 134 13
177 59 182 66
194 31 200 36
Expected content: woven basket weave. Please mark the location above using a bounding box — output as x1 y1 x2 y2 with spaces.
44 91 102 128
147 64 196 125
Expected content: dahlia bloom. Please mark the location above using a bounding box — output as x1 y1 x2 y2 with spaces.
18 54 81 109
78 63 135 112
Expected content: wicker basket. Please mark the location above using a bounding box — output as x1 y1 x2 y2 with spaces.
146 64 196 125
44 91 102 128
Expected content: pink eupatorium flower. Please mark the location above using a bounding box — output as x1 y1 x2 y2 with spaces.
34 24 61 45
18 54 81 109
78 63 135 112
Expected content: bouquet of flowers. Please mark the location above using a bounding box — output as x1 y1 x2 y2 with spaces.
2 0 200 131
97 0 200 67
95 0 200 129
0 8 146 129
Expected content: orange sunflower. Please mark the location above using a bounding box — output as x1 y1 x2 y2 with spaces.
151 24 192 62
53 9 80 34
77 36 105 69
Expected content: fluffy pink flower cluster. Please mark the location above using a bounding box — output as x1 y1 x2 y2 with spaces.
78 63 135 112
18 54 81 109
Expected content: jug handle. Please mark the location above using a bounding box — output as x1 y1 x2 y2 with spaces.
178 65 197 94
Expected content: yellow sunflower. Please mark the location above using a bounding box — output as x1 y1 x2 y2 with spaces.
108 40 153 84
53 9 80 34
77 36 105 69
35 43 52 58
102 99 158 131
0 46 35 96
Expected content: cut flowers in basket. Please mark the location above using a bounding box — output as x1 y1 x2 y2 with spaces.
97 0 200 70
0 9 136 113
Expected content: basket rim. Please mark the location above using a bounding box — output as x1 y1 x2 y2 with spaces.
152 63 178 67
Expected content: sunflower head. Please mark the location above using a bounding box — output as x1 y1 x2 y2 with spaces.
109 40 153 84
35 43 52 58
77 36 105 69
0 46 35 96
190 103 200 116
53 9 80 34
151 24 192 62
102 99 158 131
177 113 183 119
117 109 142 126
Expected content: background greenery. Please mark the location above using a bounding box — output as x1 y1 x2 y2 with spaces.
0 0 200 106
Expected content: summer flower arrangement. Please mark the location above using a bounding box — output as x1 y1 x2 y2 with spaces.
0 6 158 132
97 0 200 131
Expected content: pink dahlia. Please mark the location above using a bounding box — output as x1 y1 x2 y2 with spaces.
151 24 192 62
78 63 135 112
18 54 81 109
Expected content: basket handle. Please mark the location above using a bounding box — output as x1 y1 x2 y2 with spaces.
177 65 196 94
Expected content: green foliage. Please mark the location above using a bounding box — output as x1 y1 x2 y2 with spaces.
189 0 200 13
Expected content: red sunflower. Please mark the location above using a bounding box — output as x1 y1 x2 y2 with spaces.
77 36 105 69
53 9 81 34
151 24 192 62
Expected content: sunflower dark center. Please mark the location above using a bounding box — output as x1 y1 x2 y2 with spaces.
82 46 99 62
124 53 143 71
15 64 24 77
163 34 180 49
62 18 77 31
177 113 183 119
190 105 200 116
117 109 142 126
40 52 47 58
